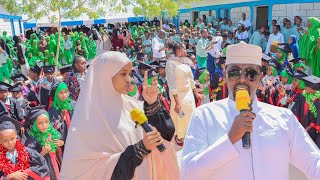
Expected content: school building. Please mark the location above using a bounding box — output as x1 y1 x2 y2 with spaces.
176 0 320 30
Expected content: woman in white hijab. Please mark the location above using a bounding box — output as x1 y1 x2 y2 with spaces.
60 51 179 179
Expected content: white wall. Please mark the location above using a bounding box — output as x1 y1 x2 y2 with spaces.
180 0 260 9
180 12 191 22
199 10 217 19
230 7 251 25
0 19 13 36
272 2 320 27
14 20 21 36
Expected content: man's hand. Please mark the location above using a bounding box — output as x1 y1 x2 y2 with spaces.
228 111 256 144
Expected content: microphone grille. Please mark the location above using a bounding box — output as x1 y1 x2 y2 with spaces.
235 90 251 111
130 108 148 125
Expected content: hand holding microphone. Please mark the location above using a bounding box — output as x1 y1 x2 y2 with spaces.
228 90 255 148
130 108 166 152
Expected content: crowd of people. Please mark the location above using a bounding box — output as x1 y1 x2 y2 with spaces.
0 10 319 179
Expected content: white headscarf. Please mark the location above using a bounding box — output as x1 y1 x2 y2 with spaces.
60 51 179 180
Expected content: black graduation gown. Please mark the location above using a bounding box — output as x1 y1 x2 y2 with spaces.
26 84 40 108
25 137 62 180
158 76 171 112
48 106 73 154
111 100 175 179
0 147 50 180
2 98 24 122
309 99 320 148
211 72 228 101
39 78 59 110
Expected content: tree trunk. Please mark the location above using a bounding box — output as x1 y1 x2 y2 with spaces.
160 14 162 29
55 14 62 74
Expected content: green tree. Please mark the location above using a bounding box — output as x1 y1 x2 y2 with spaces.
0 0 130 72
133 0 195 28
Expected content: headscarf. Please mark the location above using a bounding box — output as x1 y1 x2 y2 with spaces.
289 35 299 58
52 82 73 111
297 79 306 89
271 66 278 76
31 39 39 56
49 34 56 54
131 25 139 39
280 70 293 84
29 112 61 153
277 48 288 65
60 52 179 179
298 17 320 63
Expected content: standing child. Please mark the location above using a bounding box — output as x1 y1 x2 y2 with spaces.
25 107 64 180
0 115 50 180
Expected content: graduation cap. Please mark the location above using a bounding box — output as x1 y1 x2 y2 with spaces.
217 56 226 65
150 61 160 67
24 105 47 129
42 65 55 73
294 69 308 79
289 58 305 65
0 82 12 91
195 68 206 79
9 82 23 92
30 65 41 75
262 53 272 61
148 69 158 79
268 59 281 72
10 74 28 82
159 61 166 68
130 76 139 85
300 75 320 90
59 64 72 74
0 115 22 132
289 58 306 70
285 68 294 77
277 43 292 54
138 62 152 70
137 53 145 61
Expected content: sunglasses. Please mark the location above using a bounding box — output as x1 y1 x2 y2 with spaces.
227 68 260 82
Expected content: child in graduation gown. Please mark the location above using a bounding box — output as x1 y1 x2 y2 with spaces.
24 107 64 180
211 56 228 101
60 52 179 179
274 69 293 107
48 82 74 153
289 70 307 120
0 115 50 180
294 75 320 148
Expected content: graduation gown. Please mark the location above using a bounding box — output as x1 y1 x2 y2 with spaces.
48 106 73 153
308 99 320 148
292 95 320 147
25 137 62 180
0 147 50 180
210 72 228 101
39 78 59 110
26 84 40 108
2 98 24 122
158 76 171 112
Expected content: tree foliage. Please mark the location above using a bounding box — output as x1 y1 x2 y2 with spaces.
133 0 196 21
0 0 131 72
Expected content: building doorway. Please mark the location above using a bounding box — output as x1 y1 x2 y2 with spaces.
193 11 199 23
256 6 268 30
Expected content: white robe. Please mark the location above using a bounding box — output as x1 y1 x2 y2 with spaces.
181 97 320 180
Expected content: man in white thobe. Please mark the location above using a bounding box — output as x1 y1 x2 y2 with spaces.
181 41 320 180
265 25 284 55
152 30 166 61
238 13 251 29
